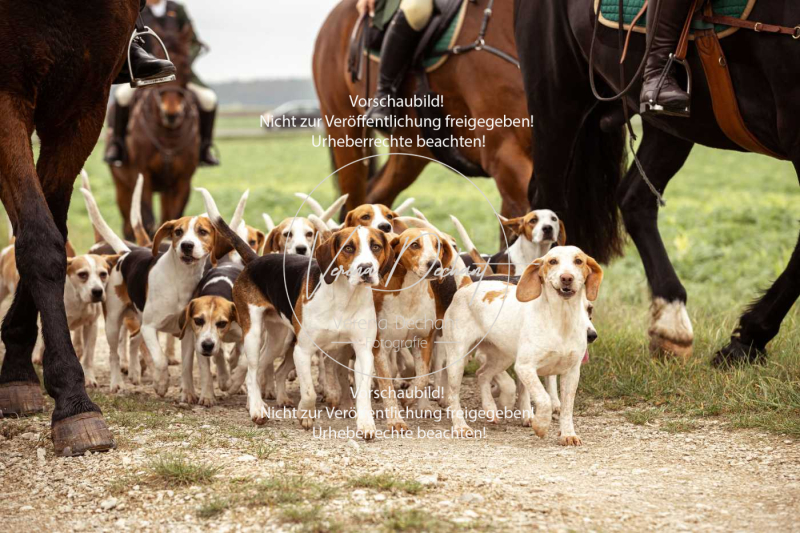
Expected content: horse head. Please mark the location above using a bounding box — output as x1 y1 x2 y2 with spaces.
147 23 194 130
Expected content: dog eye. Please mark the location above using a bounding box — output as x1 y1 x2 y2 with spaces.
216 320 228 329
249 240 256 246
371 244 381 252
410 242 420 250
174 229 184 237
282 232 289 238
549 259 558 265
288 232 293 239
575 258 583 265
361 214 370 221
198 229 208 236
78 272 89 280
100 272 108 279
386 214 393 220
194 317 205 326
344 245 355 253
552 217 558 222
306 232 313 238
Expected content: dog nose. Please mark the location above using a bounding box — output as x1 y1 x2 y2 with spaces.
91 288 104 300
426 260 442 272
543 225 554 235
357 263 374 280
587 329 598 344
180 241 195 254
201 340 215 354
560 273 573 286
377 222 392 233
295 245 307 256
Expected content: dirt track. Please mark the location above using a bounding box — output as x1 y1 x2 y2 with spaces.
1 329 799 532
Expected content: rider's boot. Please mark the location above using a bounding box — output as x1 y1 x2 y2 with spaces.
104 104 131 167
639 0 693 117
199 108 220 167
113 37 177 86
365 10 423 132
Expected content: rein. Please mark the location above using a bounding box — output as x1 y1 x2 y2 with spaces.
138 86 199 169
446 0 520 68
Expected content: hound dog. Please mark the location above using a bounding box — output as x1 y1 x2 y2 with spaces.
200 188 394 437
178 262 242 406
342 200 414 234
372 226 457 431
444 246 602 445
81 187 218 395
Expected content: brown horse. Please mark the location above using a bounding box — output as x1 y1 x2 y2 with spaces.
109 22 200 240
0 0 140 455
313 0 531 225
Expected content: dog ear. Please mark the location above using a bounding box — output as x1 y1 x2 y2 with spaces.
152 221 175 256
343 209 358 228
438 235 455 271
502 217 524 236
255 230 267 255
315 232 340 284
66 257 75 272
517 259 544 302
557 220 568 247
584 255 604 302
208 226 218 267
65 240 77 258
264 227 282 253
102 254 122 269
379 232 396 278
228 302 239 326
178 300 194 340
390 211 407 233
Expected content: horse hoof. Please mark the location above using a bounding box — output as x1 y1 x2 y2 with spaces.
52 412 116 457
0 381 45 418
649 333 693 362
711 337 766 368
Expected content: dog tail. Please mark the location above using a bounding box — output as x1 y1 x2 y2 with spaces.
80 169 105 244
394 197 415 215
130 174 151 247
262 213 275 232
230 189 249 236
197 187 257 265
295 192 325 218
450 215 493 276
80 187 130 255
321 194 348 226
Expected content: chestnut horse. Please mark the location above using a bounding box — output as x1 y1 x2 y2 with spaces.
0 0 140 455
109 22 199 240
314 0 531 224
515 0 800 365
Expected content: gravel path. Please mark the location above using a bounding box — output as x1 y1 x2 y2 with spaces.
1 326 798 532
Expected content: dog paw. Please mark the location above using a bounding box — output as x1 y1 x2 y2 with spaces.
559 434 582 446
199 395 216 408
530 418 549 439
357 419 376 441
84 375 98 388
263 389 276 400
452 426 474 438
120 364 129 375
167 357 180 367
154 373 169 397
180 391 198 404
277 397 295 408
387 420 409 433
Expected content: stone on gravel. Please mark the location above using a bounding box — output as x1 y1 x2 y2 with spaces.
347 439 360 452
458 493 485 505
19 432 38 441
236 454 256 462
36 448 46 465
100 497 118 511
417 474 438 486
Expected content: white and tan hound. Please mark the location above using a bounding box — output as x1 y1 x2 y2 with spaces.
444 246 602 446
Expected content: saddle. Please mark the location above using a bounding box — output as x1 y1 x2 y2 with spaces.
348 0 468 81
598 0 793 160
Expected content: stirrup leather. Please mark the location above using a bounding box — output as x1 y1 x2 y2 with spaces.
640 54 693 118
127 26 177 88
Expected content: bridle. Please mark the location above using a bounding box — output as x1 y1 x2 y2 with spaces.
138 85 199 167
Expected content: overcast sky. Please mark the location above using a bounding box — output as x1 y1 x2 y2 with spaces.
186 0 341 82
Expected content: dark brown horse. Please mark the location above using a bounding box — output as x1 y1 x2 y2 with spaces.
314 0 531 224
0 0 140 455
514 0 800 365
109 22 199 240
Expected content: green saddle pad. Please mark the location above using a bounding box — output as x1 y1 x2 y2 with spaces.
598 0 752 34
369 0 467 70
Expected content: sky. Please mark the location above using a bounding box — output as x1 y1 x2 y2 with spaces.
185 0 341 83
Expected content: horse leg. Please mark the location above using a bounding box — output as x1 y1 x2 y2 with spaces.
618 126 695 360
112 169 136 241
490 139 533 244
161 177 191 224
365 154 428 207
713 160 800 366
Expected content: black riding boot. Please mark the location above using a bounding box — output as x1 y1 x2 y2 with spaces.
104 104 131 166
639 0 694 116
199 108 220 167
365 11 423 132
113 38 177 86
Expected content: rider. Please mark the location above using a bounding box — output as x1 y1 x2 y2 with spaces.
105 0 220 167
640 0 694 116
358 0 433 131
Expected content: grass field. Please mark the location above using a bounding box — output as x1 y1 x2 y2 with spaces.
5 132 800 435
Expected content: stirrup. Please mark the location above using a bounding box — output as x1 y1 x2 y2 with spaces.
127 26 177 88
640 53 692 118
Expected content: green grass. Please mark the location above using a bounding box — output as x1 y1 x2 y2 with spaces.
383 509 455 532
245 475 338 507
349 473 425 495
196 498 230 520
148 453 220 486
7 131 797 436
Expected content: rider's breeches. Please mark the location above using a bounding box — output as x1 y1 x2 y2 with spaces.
399 0 433 31
114 82 218 112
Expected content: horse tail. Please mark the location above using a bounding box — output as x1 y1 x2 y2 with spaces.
197 187 258 265
79 187 131 255
544 104 626 264
130 174 151 247
413 72 487 178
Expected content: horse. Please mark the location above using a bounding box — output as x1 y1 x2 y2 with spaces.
514 0 800 365
313 0 531 226
108 22 200 240
0 0 140 455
